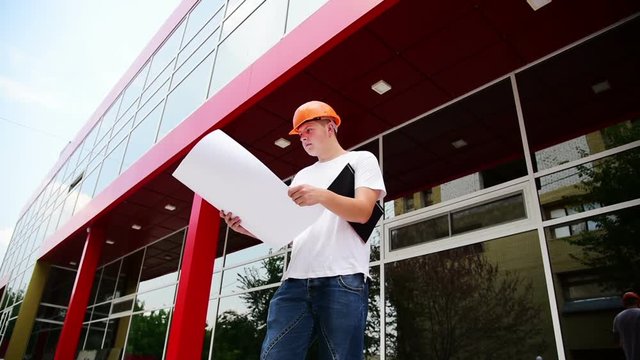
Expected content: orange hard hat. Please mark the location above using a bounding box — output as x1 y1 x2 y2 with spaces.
289 100 341 135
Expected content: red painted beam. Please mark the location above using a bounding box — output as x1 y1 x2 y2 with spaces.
54 226 105 360
165 195 220 360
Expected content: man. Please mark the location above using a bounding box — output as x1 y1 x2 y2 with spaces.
220 100 386 359
613 291 640 359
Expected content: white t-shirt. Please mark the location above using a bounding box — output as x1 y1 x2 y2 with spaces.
285 151 386 279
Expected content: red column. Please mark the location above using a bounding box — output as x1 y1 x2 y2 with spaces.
166 194 220 360
54 226 104 360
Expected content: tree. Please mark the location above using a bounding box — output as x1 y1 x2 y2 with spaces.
125 308 171 359
212 310 261 360
568 121 640 291
385 245 547 360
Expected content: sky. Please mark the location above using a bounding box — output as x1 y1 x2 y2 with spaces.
0 1 181 265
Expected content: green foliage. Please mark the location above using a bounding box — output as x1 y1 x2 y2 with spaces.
125 309 170 358
569 121 640 291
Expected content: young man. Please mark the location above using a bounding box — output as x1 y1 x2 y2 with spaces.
613 291 640 360
220 100 386 359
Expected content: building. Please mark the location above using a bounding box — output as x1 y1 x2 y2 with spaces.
1 0 639 359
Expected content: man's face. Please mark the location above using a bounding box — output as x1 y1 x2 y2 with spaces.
296 119 331 156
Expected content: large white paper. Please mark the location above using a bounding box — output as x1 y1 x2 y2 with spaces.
173 130 322 247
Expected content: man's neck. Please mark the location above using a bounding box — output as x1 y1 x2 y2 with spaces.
317 144 347 162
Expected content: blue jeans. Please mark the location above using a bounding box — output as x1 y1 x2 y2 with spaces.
260 274 369 360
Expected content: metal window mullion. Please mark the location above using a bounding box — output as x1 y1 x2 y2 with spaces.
511 73 567 360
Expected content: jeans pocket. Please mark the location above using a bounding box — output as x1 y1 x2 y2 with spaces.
337 273 365 293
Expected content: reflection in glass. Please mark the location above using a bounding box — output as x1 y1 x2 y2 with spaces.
135 285 176 312
183 0 225 42
124 309 171 360
451 193 526 234
385 232 556 359
285 0 328 34
96 261 121 303
147 21 185 83
158 51 214 140
74 167 99 213
517 17 640 172
539 146 640 221
221 256 283 295
366 266 381 358
116 250 144 297
23 320 62 360
122 103 163 172
203 299 218 360
40 266 75 306
546 206 640 358
382 78 526 219
209 0 287 96
93 140 127 196
84 320 107 350
138 230 184 293
390 215 448 251
213 288 278 359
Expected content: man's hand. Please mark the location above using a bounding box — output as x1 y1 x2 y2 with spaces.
288 184 327 206
219 210 255 237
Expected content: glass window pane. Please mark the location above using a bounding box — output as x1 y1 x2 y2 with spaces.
138 231 185 293
122 103 164 171
382 78 526 219
179 9 222 69
147 21 186 83
84 320 107 350
91 303 110 321
98 96 122 140
183 0 225 42
173 29 218 89
390 214 449 251
213 288 277 359
221 255 283 296
135 285 176 312
96 261 121 303
285 0 328 34
518 18 640 172
224 234 276 267
538 147 640 220
545 206 640 357
116 250 144 298
40 267 75 306
93 139 127 196
124 309 171 360
74 167 99 213
158 51 214 139
119 63 149 113
385 231 557 359
209 0 287 96
451 193 526 235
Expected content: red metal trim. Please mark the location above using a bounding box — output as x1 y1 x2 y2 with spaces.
40 0 396 260
165 195 220 360
53 226 105 360
18 0 199 218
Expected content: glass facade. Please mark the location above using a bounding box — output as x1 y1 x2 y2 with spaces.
0 1 638 360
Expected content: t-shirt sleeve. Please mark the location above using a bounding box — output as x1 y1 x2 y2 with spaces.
354 152 386 200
